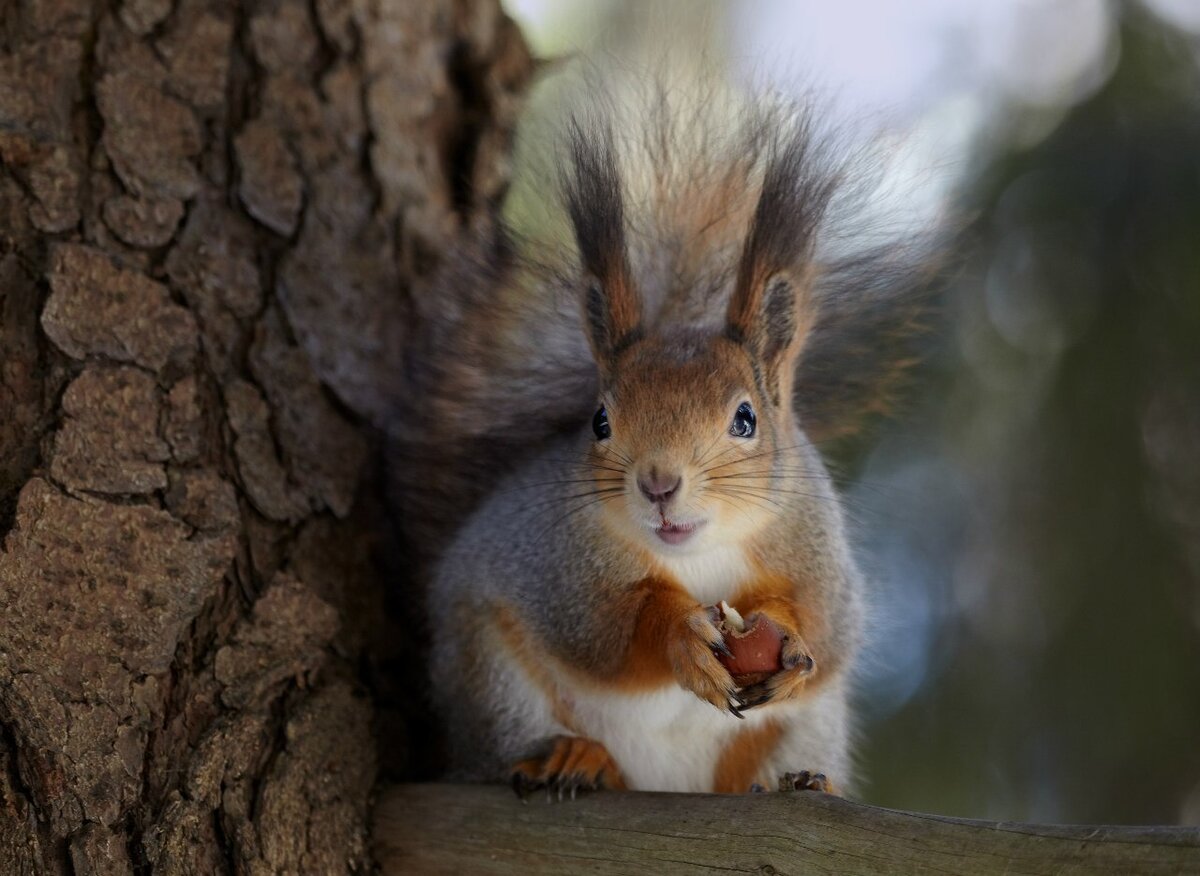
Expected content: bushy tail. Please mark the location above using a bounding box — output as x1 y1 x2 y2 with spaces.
391 70 944 553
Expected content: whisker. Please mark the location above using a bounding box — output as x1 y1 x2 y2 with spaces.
708 485 788 512
706 482 877 517
530 492 623 547
694 432 731 470
537 456 629 477
608 447 636 468
703 471 834 482
702 441 813 475
708 482 842 502
696 440 751 472
705 492 759 528
590 443 634 467
706 487 783 517
498 477 625 495
523 488 625 515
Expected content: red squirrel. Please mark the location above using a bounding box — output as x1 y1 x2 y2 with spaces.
396 77 936 796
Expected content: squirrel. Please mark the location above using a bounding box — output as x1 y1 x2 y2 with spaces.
394 76 937 796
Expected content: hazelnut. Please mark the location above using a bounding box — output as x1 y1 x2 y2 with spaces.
715 600 784 687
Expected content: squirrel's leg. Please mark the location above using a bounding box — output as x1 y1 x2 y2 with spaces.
499 578 741 796
614 576 744 715
511 735 627 800
481 606 627 797
711 718 786 792
766 678 853 797
432 602 574 783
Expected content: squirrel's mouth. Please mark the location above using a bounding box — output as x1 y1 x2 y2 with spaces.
655 518 704 546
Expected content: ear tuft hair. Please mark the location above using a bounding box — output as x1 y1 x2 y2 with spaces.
726 119 834 400
562 118 641 365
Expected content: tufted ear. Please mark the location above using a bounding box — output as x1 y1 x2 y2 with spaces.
727 270 814 406
562 118 641 373
725 127 832 405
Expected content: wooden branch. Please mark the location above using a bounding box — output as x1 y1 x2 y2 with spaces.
373 783 1200 875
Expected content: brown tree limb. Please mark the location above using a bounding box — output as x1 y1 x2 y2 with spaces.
373 783 1200 876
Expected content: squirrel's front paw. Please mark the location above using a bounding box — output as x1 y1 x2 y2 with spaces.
511 735 626 801
736 610 815 710
666 605 745 715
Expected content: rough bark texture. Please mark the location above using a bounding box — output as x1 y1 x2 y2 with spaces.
375 784 1200 876
0 0 532 871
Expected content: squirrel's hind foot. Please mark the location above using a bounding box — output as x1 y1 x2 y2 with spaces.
510 735 627 802
779 770 836 795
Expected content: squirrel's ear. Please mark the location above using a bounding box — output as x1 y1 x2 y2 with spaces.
726 270 814 406
726 130 829 405
583 274 641 368
562 118 641 371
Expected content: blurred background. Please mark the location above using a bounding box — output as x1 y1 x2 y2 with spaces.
500 0 1200 825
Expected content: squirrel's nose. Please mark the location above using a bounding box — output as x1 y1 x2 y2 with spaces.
638 469 681 505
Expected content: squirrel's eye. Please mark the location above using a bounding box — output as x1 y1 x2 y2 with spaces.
730 402 756 438
592 406 611 440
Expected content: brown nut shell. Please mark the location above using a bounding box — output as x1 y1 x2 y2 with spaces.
717 615 784 688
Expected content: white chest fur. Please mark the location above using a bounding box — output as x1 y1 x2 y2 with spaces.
568 685 773 792
654 543 750 604
560 545 757 792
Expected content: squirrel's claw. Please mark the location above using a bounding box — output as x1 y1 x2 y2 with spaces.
782 645 815 674
735 683 773 710
509 735 626 802
511 770 536 802
779 770 834 794
727 688 749 717
738 652 816 709
711 640 734 660
513 768 599 804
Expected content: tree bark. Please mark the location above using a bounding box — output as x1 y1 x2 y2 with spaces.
0 0 531 871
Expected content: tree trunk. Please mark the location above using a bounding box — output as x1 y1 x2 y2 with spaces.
0 0 532 871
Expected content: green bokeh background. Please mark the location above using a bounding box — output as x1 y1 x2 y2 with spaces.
861 9 1200 825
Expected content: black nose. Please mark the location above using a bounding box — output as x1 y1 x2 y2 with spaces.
638 470 681 505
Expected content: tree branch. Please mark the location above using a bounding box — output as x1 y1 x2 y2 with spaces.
374 783 1200 875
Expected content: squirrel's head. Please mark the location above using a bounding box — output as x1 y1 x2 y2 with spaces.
561 115 838 556
567 119 821 555
580 267 816 555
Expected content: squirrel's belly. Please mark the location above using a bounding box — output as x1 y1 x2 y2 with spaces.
568 686 770 792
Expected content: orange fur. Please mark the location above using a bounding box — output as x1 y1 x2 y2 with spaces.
606 273 641 341
712 719 784 793
494 562 831 706
494 576 738 707
512 736 627 791
600 577 737 708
